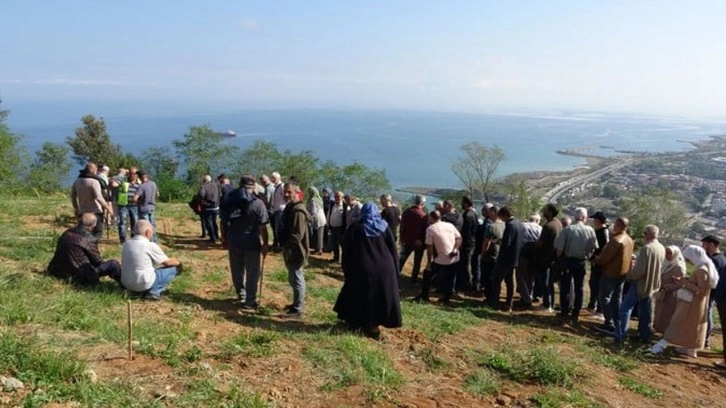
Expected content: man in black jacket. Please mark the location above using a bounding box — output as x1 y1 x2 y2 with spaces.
199 175 221 243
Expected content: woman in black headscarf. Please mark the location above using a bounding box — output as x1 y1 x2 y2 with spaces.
334 202 402 339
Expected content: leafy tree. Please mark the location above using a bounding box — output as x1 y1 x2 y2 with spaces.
617 188 688 246
451 142 505 202
318 161 391 202
278 149 319 189
503 178 542 220
0 97 27 189
172 124 239 184
232 140 283 178
28 142 72 193
66 114 123 167
140 146 179 179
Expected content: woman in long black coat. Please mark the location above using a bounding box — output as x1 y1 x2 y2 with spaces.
334 202 402 338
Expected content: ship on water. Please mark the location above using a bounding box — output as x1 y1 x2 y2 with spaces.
215 129 237 138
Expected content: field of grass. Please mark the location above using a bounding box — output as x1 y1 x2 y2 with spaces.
0 195 724 407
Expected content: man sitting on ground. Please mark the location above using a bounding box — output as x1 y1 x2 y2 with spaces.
47 213 121 285
121 220 182 301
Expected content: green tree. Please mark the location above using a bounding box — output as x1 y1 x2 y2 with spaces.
278 149 319 189
232 140 283 178
503 178 542 220
172 124 239 184
140 146 179 179
618 188 688 246
318 161 391 202
0 97 27 189
451 142 505 202
66 114 123 167
27 142 72 193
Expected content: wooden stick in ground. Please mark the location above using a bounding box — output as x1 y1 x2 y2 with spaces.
127 300 133 360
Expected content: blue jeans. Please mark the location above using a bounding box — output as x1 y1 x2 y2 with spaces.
560 258 587 318
117 205 138 242
599 276 625 327
139 209 157 242
202 208 219 242
148 266 178 297
616 283 653 342
285 262 306 312
228 247 261 305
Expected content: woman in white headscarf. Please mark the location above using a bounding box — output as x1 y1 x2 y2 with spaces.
651 245 719 357
653 246 687 333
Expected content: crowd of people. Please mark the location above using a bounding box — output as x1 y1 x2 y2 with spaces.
50 163 726 365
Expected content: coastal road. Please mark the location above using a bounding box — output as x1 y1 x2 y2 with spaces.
541 158 633 203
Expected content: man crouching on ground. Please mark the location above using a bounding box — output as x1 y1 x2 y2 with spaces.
48 212 122 285
121 220 182 301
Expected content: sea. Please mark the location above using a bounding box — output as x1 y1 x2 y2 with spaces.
7 100 726 189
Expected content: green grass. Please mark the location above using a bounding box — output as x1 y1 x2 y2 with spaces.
618 376 663 399
402 302 484 339
481 346 579 387
221 330 281 358
463 369 500 396
531 389 603 408
578 342 639 372
302 334 403 393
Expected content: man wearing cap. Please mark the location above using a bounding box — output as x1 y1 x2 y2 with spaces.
588 211 610 319
221 176 270 309
554 207 598 324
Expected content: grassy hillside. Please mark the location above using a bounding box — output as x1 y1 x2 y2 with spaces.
0 196 724 407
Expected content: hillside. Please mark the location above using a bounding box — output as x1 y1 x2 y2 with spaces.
0 196 725 407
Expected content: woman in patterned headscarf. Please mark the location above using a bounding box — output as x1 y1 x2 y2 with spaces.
651 245 718 357
653 246 687 333
334 202 402 339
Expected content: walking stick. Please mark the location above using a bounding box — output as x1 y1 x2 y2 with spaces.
259 252 267 304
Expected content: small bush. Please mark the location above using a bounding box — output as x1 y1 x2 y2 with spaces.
464 369 500 396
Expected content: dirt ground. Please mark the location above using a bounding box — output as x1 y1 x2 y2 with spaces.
12 209 726 407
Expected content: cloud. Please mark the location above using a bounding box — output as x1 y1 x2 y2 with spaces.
241 18 259 32
3 78 124 86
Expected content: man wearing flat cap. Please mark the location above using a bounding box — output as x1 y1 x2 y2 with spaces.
221 175 270 310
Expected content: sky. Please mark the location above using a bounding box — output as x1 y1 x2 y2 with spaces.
2 0 726 118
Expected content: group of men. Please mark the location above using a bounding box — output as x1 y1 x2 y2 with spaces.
69 162 159 243
53 166 312 315
51 166 726 347
50 163 171 299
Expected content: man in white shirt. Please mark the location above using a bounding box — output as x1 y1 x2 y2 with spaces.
327 191 346 263
121 220 182 301
415 210 462 305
